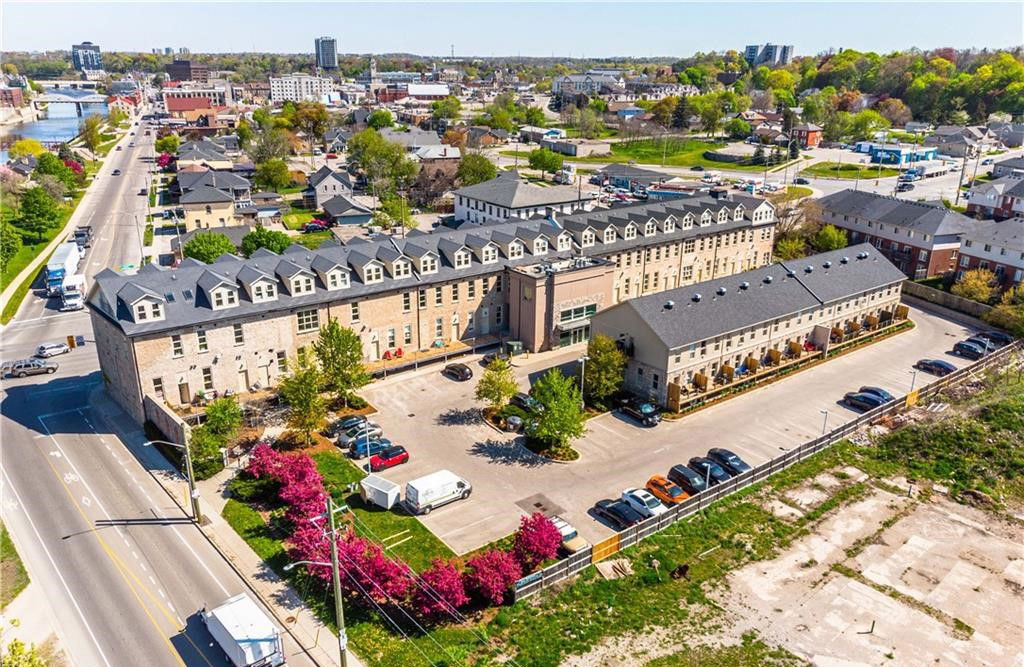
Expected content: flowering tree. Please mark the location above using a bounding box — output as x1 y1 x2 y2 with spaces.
414 559 469 618
156 153 173 169
245 444 327 524
513 513 561 571
247 443 285 478
63 160 83 174
463 550 522 606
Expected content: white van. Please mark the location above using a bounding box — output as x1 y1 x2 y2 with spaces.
404 470 472 515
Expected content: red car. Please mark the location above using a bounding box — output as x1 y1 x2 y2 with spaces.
326 153 338 159
369 445 409 472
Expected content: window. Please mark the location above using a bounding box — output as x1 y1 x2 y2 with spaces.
482 246 498 263
559 304 597 323
292 276 314 295
495 304 504 325
434 317 443 338
451 283 460 302
136 303 148 321
202 367 214 391
582 231 595 246
151 302 162 319
684 239 696 253
467 313 475 333
196 330 208 352
364 264 383 283
557 234 571 251
495 275 503 293
604 229 616 243
277 351 287 373
984 244 992 252
434 286 443 306
350 302 360 323
333 272 350 289
171 335 183 358
421 256 438 273
387 328 396 348
508 242 523 259
253 282 276 301
467 280 476 300
418 289 427 309
152 377 164 399
233 323 244 345
624 226 637 240
645 221 656 236
454 251 471 268
297 309 319 333
682 265 693 280
534 239 548 254
403 324 413 345
402 292 411 312
964 239 973 248
392 261 411 278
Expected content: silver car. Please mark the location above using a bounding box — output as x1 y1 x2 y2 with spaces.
337 421 383 447
36 342 70 358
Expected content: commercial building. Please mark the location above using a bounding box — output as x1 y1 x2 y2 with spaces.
269 74 334 103
87 194 777 423
812 189 971 279
0 87 25 108
314 36 338 69
454 173 595 224
744 44 793 67
165 60 210 83
591 245 906 407
956 219 1024 287
72 41 103 71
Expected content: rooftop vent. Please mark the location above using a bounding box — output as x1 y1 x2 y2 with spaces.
664 300 675 310
716 286 727 296
857 251 869 259
739 281 750 290
692 293 702 302
786 270 796 278
805 265 814 273
764 275 773 284
840 256 849 264
171 274 177 280
823 260 832 269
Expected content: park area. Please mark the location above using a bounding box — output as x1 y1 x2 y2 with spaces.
800 161 901 180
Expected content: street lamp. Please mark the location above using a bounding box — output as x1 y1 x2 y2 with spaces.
577 355 590 407
284 497 350 667
908 368 920 394
144 439 201 523
819 409 829 436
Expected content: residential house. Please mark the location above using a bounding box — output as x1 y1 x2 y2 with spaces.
412 145 461 201
552 73 624 97
454 172 595 223
956 219 1024 287
903 121 934 135
324 128 352 153
179 186 238 231
172 169 252 207
175 144 233 171
519 125 567 144
924 125 999 158
965 176 1024 220
380 127 443 151
992 157 1024 179
987 121 1024 148
322 195 373 226
790 123 822 148
303 165 354 209
171 224 257 260
466 126 509 148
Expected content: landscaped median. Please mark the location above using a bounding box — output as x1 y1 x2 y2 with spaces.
800 161 900 180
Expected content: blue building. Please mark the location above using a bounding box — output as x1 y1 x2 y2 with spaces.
616 106 645 120
867 144 937 166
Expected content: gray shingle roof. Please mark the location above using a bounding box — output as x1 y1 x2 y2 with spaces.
323 195 370 218
177 169 250 192
453 174 593 210
961 220 1024 253
816 189 973 238
180 185 234 205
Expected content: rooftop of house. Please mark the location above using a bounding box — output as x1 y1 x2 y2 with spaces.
816 189 975 238
323 194 371 218
961 219 1024 253
970 175 1024 197
379 127 443 149
603 244 905 351
306 165 353 190
176 168 250 193
453 172 593 209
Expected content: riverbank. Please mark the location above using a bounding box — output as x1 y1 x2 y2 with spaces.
0 106 41 130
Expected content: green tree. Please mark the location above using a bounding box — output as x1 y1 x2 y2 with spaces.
527 148 563 180
0 219 23 268
951 269 998 303
430 96 462 120
240 226 292 257
789 141 800 160
982 285 1024 337
583 334 626 408
235 118 254 148
8 139 45 159
812 224 847 252
670 96 690 129
312 319 370 406
15 186 61 242
346 129 418 199
35 152 76 190
529 369 586 452
456 153 497 186
649 96 678 127
203 396 243 441
154 134 180 155
294 101 330 149
253 158 291 192
182 232 236 264
775 236 807 260
378 195 415 229
186 425 225 480
849 110 891 141
278 354 326 446
523 106 546 126
0 637 47 667
107 107 128 128
34 174 67 202
79 114 104 153
474 357 518 411
249 126 291 164
723 118 751 140
367 109 394 129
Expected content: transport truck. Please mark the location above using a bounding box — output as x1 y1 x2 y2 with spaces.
59 274 86 311
73 225 93 249
45 242 82 297
203 593 285 667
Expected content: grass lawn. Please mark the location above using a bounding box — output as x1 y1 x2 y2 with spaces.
282 205 318 231
555 124 619 139
801 161 900 180
645 634 803 666
767 186 813 203
278 184 306 195
1 523 29 610
292 230 333 250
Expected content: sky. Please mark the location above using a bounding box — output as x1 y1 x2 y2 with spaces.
3 2 1022 58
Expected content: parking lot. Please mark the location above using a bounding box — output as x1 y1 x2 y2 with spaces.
360 303 982 554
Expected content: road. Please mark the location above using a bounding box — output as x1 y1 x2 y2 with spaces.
0 111 317 667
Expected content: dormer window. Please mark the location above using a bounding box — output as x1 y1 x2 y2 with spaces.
533 239 548 254
733 206 744 221
508 242 524 259
291 276 314 295
328 271 350 289
482 246 498 263
624 225 637 240
718 210 729 223
701 212 712 226
364 264 384 283
557 234 571 251
582 231 595 247
603 228 616 243
392 260 411 278
644 221 656 236
252 282 277 302
135 302 160 321
664 219 675 233
682 215 694 229
454 250 471 269
150 302 162 319
213 288 238 308
420 256 438 274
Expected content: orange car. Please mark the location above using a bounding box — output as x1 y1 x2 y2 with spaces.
646 475 689 505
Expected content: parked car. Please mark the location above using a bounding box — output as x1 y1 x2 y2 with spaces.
844 391 886 411
1 359 58 378
348 437 393 460
896 182 915 192
593 499 644 529
326 153 338 159
36 342 70 358
668 464 708 496
981 158 994 165
480 350 510 367
138 187 147 196
619 398 661 427
707 448 751 475
336 415 371 433
510 391 542 413
964 336 993 352
645 475 688 505
116 145 122 151
858 386 894 402
551 515 589 554
369 445 409 472
915 359 956 376
691 165 704 171
621 488 667 517
952 341 986 360
303 222 327 233
687 457 731 485
793 177 811 185
441 363 473 382
976 331 1013 347
338 421 383 447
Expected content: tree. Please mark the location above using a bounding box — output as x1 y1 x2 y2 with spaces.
849 110 891 141
241 226 292 257
513 513 561 571
346 129 418 199
670 96 690 129
650 96 678 128
204 395 243 441
789 141 800 160
79 114 104 153
187 425 225 480
293 101 330 149
812 224 847 252
775 236 807 260
249 126 291 164
1 219 23 268
463 550 522 606
951 269 998 303
430 96 461 120
875 98 913 127
523 106 546 126
689 94 725 136
456 153 497 186
254 158 291 192
413 559 470 618
1 637 47 667
583 334 626 408
15 186 61 242
182 232 236 264
8 139 45 159
723 118 751 140
34 174 67 201
235 118 254 148
442 128 467 151
312 319 370 406
107 107 128 128
35 152 76 190
527 148 563 180
154 134 180 155
982 285 1024 337
475 357 518 411
529 368 586 451
367 109 393 130
278 354 327 446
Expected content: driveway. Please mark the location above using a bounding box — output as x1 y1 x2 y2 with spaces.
360 304 981 554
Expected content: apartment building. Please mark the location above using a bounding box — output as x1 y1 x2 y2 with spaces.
744 43 793 67
592 245 906 406
813 189 971 279
454 173 595 224
269 74 334 103
87 195 776 424
314 36 338 70
165 60 210 83
957 219 1024 287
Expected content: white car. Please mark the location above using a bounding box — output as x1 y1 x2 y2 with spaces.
621 488 667 518
36 342 70 358
337 421 383 447
550 515 589 554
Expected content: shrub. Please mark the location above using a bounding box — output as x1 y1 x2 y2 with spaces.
513 513 561 571
227 472 280 504
414 559 469 618
464 550 522 605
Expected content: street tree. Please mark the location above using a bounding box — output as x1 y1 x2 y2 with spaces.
529 368 586 452
16 186 61 242
240 226 292 257
254 158 291 192
456 153 497 186
79 114 104 153
430 96 461 120
527 148 563 180
187 425 226 480
8 138 45 159
723 118 751 140
278 354 327 446
154 134 180 155
312 319 370 406
293 101 330 149
583 334 626 408
951 269 998 303
982 285 1024 337
650 96 678 128
474 357 518 411
367 109 393 129
107 107 128 128
203 395 243 441
182 232 236 264
249 126 291 164
812 224 847 252
775 236 807 260
0 220 23 268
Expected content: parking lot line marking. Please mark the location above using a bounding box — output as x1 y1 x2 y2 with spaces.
387 535 415 549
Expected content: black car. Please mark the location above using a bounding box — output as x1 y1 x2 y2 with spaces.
964 336 993 353
794 177 811 185
691 165 704 171
510 391 542 413
977 330 1013 347
593 499 644 529
688 457 731 485
480 350 510 367
442 363 473 381
843 391 886 411
668 464 708 496
952 341 985 360
619 398 661 427
916 359 956 376
897 182 915 192
858 386 894 402
707 448 751 475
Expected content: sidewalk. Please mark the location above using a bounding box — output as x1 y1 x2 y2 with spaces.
88 388 362 667
1 582 68 664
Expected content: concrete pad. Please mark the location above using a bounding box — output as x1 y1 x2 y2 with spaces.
765 499 804 521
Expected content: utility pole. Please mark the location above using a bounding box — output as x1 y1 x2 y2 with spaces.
327 498 349 667
954 152 970 206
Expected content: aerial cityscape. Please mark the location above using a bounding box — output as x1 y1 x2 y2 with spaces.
1 2 1023 666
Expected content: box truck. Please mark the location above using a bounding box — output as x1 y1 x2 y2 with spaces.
203 593 285 667
60 274 86 311
404 470 472 515
45 243 82 297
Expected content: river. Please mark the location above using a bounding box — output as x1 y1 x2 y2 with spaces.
1 102 107 162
